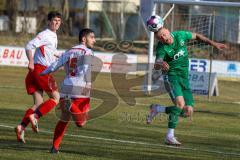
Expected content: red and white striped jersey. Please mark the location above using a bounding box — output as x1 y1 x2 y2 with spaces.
25 28 58 67
41 44 93 98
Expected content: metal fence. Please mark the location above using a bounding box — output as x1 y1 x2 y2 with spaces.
0 0 239 60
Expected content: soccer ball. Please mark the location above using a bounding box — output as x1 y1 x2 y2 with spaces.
146 15 164 32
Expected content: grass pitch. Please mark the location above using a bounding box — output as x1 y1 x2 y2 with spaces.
0 66 239 160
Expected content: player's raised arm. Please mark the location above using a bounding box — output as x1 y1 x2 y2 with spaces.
192 32 228 50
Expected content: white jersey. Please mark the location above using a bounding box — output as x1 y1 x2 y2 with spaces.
25 28 58 67
41 44 93 98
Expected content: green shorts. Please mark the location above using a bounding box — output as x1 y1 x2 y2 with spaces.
164 75 195 107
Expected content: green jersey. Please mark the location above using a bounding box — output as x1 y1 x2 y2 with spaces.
156 31 192 78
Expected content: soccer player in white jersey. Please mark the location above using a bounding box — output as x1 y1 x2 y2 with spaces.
15 11 62 143
40 28 96 153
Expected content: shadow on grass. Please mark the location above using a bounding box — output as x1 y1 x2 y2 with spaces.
59 141 193 160
1 108 240 160
0 138 49 152
195 110 240 117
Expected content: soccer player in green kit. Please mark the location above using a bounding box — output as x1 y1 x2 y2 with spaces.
146 24 227 145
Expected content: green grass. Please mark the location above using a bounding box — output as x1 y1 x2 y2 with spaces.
0 66 240 160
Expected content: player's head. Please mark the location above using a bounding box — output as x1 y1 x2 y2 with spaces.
48 11 62 21
47 11 62 32
79 28 96 49
155 27 173 45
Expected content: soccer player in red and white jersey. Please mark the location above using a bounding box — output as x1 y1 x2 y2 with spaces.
15 11 62 143
40 28 96 153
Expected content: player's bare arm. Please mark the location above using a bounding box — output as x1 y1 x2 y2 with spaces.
192 33 228 50
25 50 34 71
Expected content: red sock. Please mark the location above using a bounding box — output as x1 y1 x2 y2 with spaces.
36 99 57 117
53 120 68 150
20 108 34 127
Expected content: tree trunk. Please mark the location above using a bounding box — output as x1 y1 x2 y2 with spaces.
6 0 19 33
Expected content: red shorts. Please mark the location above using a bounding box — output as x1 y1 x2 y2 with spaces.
60 97 90 127
25 64 58 95
71 98 90 113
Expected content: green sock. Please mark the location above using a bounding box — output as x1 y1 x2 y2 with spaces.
180 109 187 117
165 106 182 129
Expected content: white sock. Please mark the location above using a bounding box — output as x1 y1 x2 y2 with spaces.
155 105 166 113
166 128 174 138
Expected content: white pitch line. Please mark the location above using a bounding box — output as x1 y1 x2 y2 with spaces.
1 85 240 106
1 123 240 157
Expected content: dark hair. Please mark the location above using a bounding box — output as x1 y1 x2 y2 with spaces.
79 28 94 42
47 11 62 21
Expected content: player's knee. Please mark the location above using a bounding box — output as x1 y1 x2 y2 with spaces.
47 91 60 104
176 103 184 109
175 99 185 109
183 106 193 117
53 93 60 104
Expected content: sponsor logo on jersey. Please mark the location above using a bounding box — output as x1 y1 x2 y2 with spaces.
180 40 185 46
173 49 185 60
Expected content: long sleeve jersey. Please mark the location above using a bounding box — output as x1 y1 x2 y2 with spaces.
42 44 93 98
